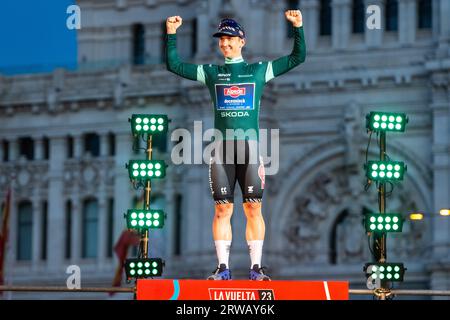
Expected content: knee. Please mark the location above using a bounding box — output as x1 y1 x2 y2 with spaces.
214 203 233 220
243 201 262 218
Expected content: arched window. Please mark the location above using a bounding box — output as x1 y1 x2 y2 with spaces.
385 0 398 31
352 0 365 34
82 198 98 258
132 23 145 65
418 0 432 29
320 0 332 36
17 201 33 261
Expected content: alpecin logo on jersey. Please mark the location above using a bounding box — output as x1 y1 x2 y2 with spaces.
224 86 246 98
215 83 255 111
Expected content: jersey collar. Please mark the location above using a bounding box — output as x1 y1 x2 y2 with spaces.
225 56 244 64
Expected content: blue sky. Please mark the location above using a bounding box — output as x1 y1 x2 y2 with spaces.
0 0 78 75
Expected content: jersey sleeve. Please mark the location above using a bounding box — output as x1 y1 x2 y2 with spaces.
265 26 306 83
166 33 206 84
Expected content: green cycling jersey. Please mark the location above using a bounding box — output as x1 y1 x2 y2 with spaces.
166 26 306 140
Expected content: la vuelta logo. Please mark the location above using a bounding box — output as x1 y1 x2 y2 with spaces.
224 86 246 98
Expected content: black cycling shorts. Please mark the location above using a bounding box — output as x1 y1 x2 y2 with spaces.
208 140 265 204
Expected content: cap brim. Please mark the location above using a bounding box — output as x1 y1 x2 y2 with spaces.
213 32 243 38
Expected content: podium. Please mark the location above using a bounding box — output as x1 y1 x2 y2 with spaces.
136 279 349 300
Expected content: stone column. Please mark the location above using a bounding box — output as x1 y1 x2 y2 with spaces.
100 133 108 157
302 0 320 51
399 0 416 45
74 134 83 159
113 132 132 244
9 138 19 161
31 196 42 269
97 196 108 268
365 0 384 48
46 135 65 271
34 137 44 161
196 1 211 59
332 0 352 50
71 195 82 263
435 0 450 57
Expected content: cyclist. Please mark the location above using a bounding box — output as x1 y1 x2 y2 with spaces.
166 10 306 280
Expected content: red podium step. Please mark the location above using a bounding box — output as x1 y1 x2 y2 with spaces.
136 279 349 300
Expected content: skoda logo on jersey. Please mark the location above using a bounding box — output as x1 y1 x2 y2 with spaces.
224 86 246 98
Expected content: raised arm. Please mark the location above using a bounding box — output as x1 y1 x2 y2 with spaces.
265 10 306 82
166 16 205 82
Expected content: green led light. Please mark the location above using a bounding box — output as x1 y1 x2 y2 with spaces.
366 161 406 182
365 263 405 282
367 112 407 132
128 160 167 181
365 213 403 233
131 114 169 134
126 209 165 230
125 258 164 279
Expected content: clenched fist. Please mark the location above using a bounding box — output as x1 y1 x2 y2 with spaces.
285 10 302 28
166 16 182 34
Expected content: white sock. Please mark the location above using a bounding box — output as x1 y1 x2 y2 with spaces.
214 240 231 268
247 240 264 268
